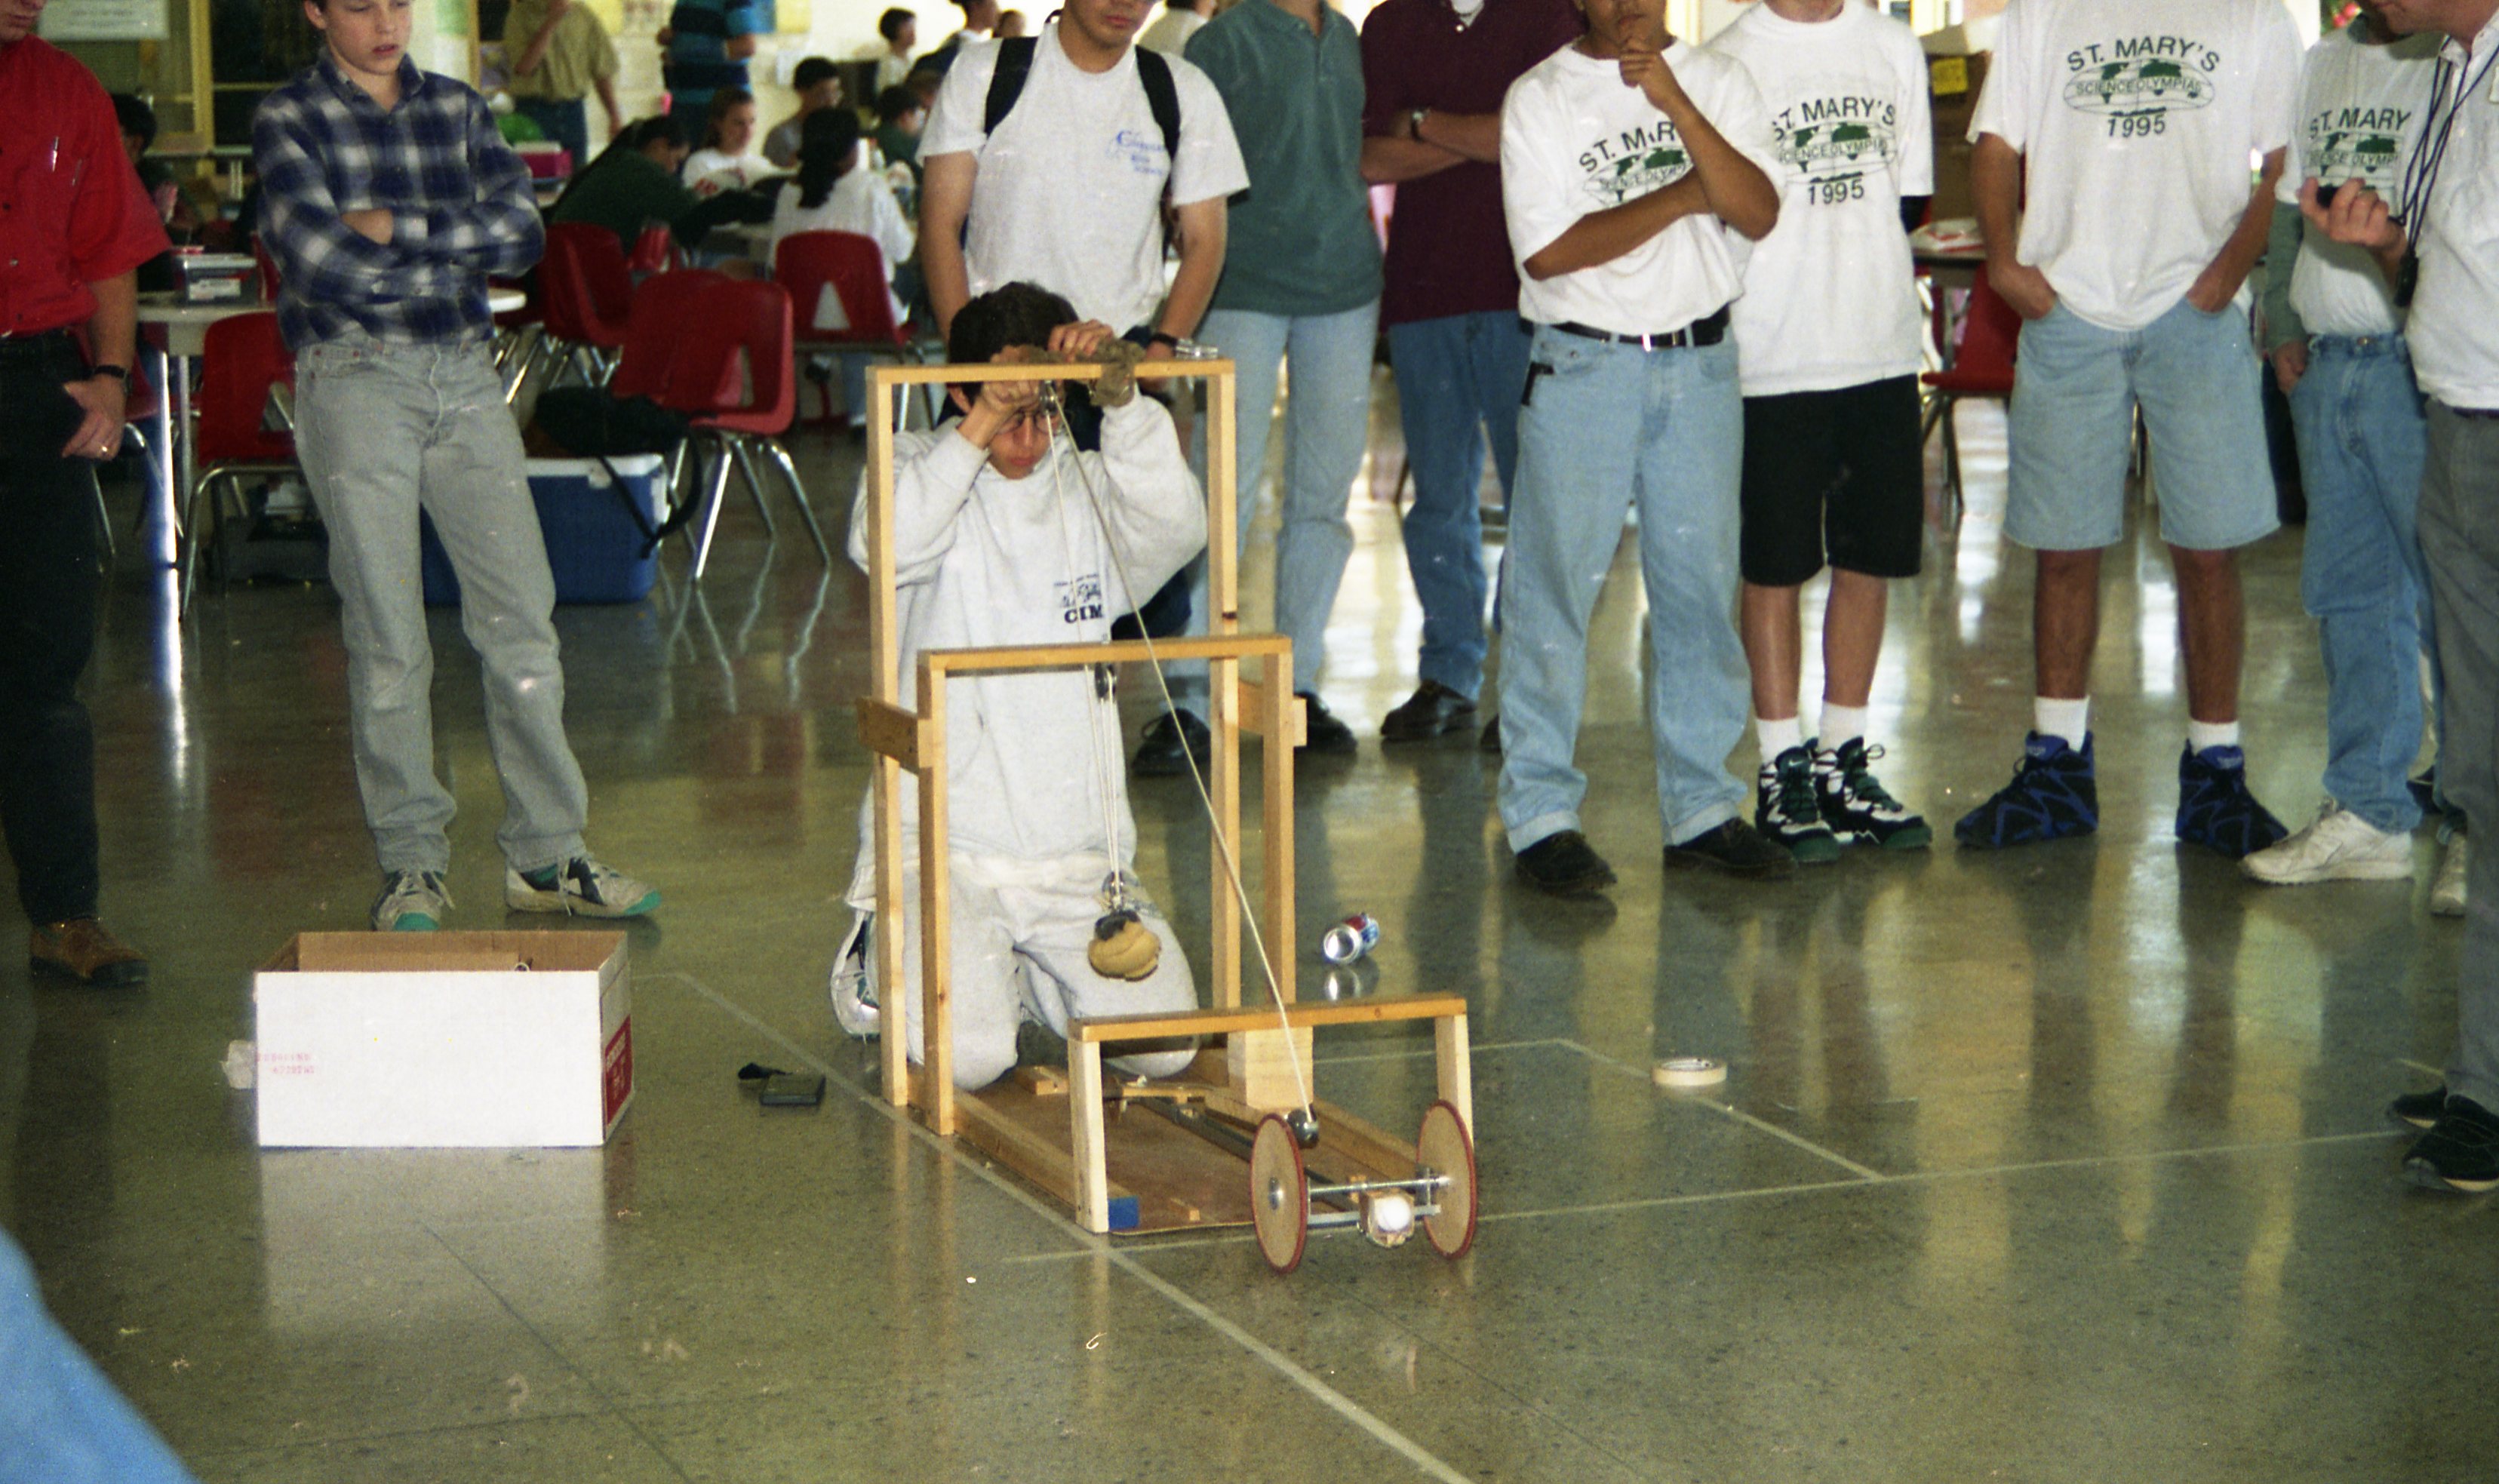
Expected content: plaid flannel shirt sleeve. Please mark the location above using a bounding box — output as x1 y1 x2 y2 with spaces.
394 93 546 275
252 90 412 306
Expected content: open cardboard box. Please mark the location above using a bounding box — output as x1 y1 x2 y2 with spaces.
254 931 632 1148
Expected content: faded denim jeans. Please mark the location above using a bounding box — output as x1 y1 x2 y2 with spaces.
295 336 589 874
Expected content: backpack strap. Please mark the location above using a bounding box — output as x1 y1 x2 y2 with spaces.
1134 47 1182 164
982 36 1039 137
981 32 1182 165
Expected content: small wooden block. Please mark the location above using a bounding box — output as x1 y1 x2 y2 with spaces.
1014 1065 1069 1097
1225 1026 1314 1114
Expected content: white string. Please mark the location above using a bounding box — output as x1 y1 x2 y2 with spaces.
1037 422 1134 914
1038 379 1314 1121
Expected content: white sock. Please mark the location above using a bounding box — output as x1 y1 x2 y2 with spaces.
1757 714 1806 763
1818 703 1870 753
2033 696 2090 748
2186 719 2241 754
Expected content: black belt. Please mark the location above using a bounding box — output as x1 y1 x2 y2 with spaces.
0 328 73 358
1544 307 1729 351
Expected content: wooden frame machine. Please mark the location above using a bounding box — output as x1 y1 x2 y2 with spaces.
855 360 1478 1271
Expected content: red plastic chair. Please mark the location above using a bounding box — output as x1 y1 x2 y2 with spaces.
608 269 729 402
1921 264 2022 506
771 230 926 427
182 310 298 614
660 278 828 579
628 223 681 275
536 222 635 386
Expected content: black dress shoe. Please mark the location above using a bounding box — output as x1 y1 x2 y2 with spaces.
1514 830 1616 897
1381 681 1478 743
1664 818 1797 880
1298 693 1358 756
1133 710 1210 777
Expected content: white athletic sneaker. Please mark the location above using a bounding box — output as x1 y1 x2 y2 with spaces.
2433 831 2470 917
2240 800 2412 884
504 857 661 918
829 915 880 1039
372 869 452 931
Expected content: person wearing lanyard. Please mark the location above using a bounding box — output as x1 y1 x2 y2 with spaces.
2245 5 2448 893
2303 0 2499 1194
0 0 166 986
1493 0 1789 897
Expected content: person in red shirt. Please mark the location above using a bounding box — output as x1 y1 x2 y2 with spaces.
0 0 168 985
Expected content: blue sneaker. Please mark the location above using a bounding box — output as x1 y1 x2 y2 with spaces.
1953 732 2098 849
2175 744 2287 859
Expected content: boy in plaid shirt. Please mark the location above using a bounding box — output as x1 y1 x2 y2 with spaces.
255 0 659 929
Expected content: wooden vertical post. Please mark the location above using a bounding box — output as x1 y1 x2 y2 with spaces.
1068 1040 1109 1234
918 653 955 1137
1204 366 1242 1009
867 369 911 1109
1262 652 1295 1006
1435 1014 1472 1133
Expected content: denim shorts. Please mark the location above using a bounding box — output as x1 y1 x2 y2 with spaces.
2006 297 2279 552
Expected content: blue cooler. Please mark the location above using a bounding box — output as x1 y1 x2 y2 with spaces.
421 456 669 606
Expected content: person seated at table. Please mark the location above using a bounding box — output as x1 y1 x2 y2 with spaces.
869 7 917 92
112 94 210 246
874 83 926 184
772 106 917 419
828 283 1205 1089
763 56 843 168
684 87 771 197
549 115 767 257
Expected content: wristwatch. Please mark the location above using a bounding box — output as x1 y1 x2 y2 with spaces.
88 362 129 387
1408 107 1430 140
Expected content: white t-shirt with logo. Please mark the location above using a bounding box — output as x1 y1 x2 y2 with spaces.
1708 2 1933 396
1969 0 2301 330
2408 13 2499 408
923 26 1249 333
1502 39 1779 338
2274 26 2439 340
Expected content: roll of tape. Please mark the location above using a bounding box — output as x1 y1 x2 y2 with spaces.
1652 1056 1727 1089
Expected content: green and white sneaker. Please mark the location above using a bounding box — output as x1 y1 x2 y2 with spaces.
373 869 452 931
505 857 661 919
1814 738 1932 850
1756 744 1840 865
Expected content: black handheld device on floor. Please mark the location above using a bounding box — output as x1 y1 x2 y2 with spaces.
759 1073 825 1108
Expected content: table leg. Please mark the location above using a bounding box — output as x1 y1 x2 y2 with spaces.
150 345 177 569
174 355 197 604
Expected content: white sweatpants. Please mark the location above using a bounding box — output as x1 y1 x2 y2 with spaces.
868 853 1198 1091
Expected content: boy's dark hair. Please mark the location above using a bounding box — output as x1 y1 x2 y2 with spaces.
948 282 1077 403
795 106 864 209
878 6 913 41
792 56 840 91
630 114 690 152
875 85 922 124
112 93 158 149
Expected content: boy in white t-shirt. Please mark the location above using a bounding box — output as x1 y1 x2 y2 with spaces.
829 283 1206 1089
2245 4 2450 891
1707 0 1935 864
1493 0 1790 896
1955 0 2302 859
915 0 1247 345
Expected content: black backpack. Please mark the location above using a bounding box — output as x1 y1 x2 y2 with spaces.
982 34 1182 167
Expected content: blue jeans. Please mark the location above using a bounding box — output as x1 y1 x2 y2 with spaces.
1177 300 1381 699
514 97 589 171
296 339 592 874
2288 335 2432 834
1388 311 1532 701
1497 327 1748 852
0 1227 201 1484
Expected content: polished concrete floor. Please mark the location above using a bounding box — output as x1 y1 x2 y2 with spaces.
4 384 2491 1482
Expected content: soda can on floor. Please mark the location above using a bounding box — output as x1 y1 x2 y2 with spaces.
1319 913 1381 966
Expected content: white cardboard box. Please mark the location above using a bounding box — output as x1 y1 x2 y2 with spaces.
254 931 632 1148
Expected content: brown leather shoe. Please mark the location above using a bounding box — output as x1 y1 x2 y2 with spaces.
29 918 150 987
